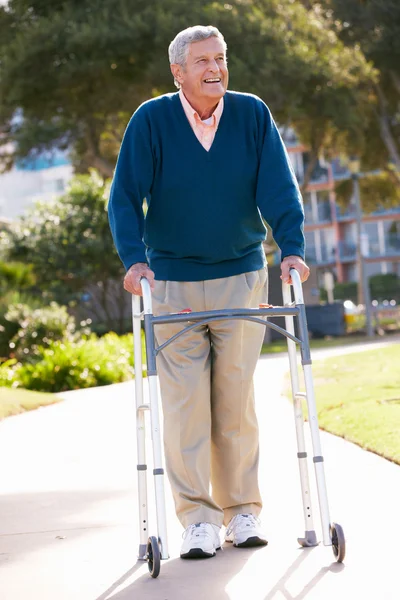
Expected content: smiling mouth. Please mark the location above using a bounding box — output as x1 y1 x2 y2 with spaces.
204 78 222 83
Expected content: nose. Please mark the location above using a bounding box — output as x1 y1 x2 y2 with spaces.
208 59 219 73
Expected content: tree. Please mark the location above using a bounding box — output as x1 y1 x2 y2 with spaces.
0 0 374 189
0 172 128 333
315 0 400 182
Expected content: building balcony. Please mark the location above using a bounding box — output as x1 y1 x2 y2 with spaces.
305 245 335 266
336 205 357 221
364 234 400 258
304 201 332 225
337 241 357 262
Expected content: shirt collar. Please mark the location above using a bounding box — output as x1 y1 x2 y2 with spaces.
179 89 224 127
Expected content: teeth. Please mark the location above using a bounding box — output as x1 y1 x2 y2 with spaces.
205 78 220 82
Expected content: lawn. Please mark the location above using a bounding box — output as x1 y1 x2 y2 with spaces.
262 334 371 355
292 345 400 464
0 387 60 419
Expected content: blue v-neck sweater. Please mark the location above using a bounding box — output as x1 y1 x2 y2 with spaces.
108 91 304 281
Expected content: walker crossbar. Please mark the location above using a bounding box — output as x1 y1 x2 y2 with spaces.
153 311 302 357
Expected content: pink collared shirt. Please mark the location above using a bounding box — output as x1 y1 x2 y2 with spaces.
179 89 224 151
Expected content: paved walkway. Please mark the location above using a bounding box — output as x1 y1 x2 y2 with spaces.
0 340 399 599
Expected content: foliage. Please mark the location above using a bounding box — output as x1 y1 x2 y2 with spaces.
0 261 36 293
0 332 136 392
369 273 400 303
0 0 374 184
329 282 358 303
0 291 43 359
317 0 400 180
4 302 86 363
320 274 400 305
0 172 127 332
335 171 400 213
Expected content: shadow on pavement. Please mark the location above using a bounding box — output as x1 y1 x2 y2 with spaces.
263 550 345 600
95 544 345 600
95 544 252 600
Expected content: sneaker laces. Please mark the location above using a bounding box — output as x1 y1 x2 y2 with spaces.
226 514 260 537
183 522 213 540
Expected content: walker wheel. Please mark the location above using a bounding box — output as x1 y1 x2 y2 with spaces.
146 536 161 578
330 522 345 563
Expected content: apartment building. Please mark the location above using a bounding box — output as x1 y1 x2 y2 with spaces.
0 151 73 220
281 128 400 286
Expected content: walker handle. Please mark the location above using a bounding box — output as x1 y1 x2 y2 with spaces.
139 277 153 315
282 268 305 306
289 268 305 305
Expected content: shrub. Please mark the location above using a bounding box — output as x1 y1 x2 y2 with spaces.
0 333 137 393
369 273 400 303
4 302 89 363
0 292 43 360
333 282 358 303
0 260 36 292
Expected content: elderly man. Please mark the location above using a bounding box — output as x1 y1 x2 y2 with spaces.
108 25 309 560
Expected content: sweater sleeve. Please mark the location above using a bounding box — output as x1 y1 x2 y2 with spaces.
255 100 305 260
108 105 154 271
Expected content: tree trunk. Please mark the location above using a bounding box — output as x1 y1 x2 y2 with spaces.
375 84 400 172
84 124 115 178
90 154 114 178
390 71 400 96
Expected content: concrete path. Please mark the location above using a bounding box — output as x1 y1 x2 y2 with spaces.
0 340 399 599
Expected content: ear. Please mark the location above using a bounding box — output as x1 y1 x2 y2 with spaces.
170 63 184 85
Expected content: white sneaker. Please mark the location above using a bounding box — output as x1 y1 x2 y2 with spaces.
225 514 268 547
180 522 221 559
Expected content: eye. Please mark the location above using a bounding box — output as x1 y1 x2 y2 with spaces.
217 57 225 61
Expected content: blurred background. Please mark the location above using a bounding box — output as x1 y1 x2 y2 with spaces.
0 0 399 393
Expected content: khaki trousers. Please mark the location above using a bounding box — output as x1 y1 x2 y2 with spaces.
152 268 268 528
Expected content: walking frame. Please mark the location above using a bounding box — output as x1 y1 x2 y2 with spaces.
132 268 345 578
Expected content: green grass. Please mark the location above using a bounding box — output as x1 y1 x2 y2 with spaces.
0 387 60 419
292 346 400 464
261 334 369 355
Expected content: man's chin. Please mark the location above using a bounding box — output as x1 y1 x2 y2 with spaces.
202 84 227 98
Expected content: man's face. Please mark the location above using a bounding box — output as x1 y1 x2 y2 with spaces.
172 37 228 103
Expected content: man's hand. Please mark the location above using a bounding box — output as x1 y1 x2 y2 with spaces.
280 255 310 284
124 262 155 296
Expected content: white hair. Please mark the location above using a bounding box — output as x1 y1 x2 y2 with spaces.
168 25 227 89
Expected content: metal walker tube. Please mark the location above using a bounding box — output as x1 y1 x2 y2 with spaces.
132 294 149 559
282 275 317 546
289 269 332 546
140 278 169 560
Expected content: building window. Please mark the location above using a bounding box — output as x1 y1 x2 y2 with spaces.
316 190 331 223
303 192 313 224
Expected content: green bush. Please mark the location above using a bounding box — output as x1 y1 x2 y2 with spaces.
0 260 36 292
333 282 358 302
0 333 137 393
4 302 88 363
319 282 358 304
369 273 400 302
0 292 43 360
320 275 400 305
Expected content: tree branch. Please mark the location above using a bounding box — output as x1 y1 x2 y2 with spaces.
84 124 114 178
